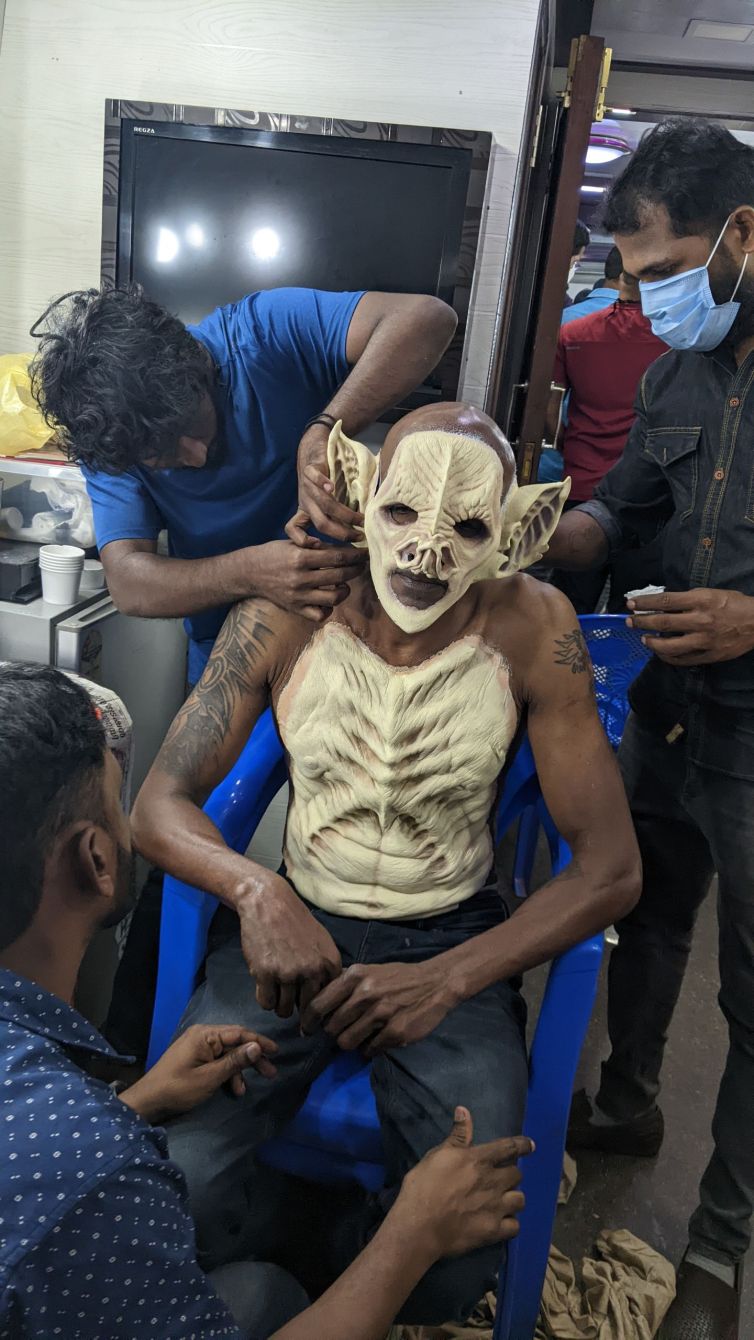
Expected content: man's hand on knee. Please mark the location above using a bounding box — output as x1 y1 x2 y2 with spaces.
301 960 454 1052
396 1107 534 1259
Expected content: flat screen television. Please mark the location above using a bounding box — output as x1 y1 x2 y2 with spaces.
103 105 492 407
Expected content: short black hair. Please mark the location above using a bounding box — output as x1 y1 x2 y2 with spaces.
573 220 590 254
0 664 107 950
604 117 754 240
30 286 213 474
604 245 623 281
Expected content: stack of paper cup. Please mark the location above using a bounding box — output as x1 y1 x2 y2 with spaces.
39 544 85 605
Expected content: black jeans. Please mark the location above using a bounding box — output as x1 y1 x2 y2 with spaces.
167 886 528 1325
597 710 754 1266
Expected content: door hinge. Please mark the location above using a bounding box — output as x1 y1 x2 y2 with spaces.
594 47 613 121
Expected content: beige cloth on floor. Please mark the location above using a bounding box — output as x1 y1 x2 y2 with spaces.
388 1228 675 1340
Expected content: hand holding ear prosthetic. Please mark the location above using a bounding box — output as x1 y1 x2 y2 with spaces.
327 421 571 632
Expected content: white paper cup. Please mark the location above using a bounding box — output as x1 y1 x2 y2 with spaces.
79 559 106 591
39 544 85 565
41 565 82 604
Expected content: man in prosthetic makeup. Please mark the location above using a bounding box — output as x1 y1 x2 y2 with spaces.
135 403 641 1325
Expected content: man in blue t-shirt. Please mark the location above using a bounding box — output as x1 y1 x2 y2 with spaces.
31 285 457 684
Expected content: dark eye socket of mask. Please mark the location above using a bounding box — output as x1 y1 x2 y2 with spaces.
385 504 418 526
454 518 489 541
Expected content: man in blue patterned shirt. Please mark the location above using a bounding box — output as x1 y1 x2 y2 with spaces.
0 663 531 1340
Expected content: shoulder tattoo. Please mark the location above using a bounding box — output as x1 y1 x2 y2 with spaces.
553 627 591 675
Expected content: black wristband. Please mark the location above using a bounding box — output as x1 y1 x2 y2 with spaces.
303 412 337 433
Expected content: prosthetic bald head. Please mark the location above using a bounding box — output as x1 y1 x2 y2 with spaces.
327 402 570 633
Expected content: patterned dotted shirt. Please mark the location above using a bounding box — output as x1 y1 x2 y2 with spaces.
0 969 242 1338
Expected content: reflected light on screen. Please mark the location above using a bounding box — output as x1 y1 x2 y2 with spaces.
186 223 205 247
250 227 281 261
156 227 180 263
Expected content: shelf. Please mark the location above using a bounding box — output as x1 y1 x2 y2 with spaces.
0 455 83 481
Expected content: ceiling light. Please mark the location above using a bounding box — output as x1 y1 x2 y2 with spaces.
685 18 753 41
581 185 605 195
250 227 280 261
155 227 179 264
586 144 626 164
186 223 205 248
606 108 635 116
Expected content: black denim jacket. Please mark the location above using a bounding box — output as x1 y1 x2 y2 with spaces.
580 343 754 776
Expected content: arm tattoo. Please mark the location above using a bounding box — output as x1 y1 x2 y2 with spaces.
553 628 591 675
159 603 273 782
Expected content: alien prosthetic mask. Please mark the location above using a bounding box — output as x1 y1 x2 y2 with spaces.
275 422 570 920
327 423 571 632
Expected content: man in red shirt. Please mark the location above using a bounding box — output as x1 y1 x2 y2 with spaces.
546 265 667 611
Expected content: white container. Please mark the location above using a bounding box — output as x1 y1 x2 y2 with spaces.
41 565 82 604
80 559 106 592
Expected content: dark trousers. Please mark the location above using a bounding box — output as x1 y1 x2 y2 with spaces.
167 887 528 1326
597 711 754 1266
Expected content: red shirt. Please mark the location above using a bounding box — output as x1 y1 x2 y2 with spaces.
553 301 667 502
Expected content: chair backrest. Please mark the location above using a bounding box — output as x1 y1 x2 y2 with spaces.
578 613 650 748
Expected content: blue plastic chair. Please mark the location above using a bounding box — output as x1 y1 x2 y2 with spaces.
579 613 651 750
148 713 602 1340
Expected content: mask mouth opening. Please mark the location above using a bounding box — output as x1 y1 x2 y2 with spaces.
388 568 449 610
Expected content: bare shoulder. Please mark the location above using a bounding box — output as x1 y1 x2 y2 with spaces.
477 576 592 699
213 598 314 678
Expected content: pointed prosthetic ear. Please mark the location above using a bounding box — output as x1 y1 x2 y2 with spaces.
326 421 378 514
497 477 572 575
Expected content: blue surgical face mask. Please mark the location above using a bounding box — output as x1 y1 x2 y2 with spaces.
639 214 749 352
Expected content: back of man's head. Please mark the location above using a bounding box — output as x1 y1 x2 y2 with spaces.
572 219 590 261
604 118 754 242
604 245 623 282
30 286 212 474
0 665 107 951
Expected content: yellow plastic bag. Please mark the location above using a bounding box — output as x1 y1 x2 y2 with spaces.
0 354 55 457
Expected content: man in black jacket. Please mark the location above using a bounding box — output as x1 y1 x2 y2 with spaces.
549 118 754 1340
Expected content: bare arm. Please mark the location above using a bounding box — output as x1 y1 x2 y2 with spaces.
131 597 276 898
441 589 640 998
132 599 344 1016
294 292 458 541
545 508 609 569
101 536 365 622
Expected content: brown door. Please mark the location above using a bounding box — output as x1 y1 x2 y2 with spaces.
490 35 610 482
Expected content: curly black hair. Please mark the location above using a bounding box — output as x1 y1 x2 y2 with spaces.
29 285 213 473
0 663 107 950
604 117 754 241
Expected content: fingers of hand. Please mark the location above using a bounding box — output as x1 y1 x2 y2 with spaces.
256 976 278 1012
302 464 335 495
285 511 324 549
448 1107 473 1147
644 632 709 663
480 1134 535 1166
302 971 356 1034
276 981 297 1019
630 611 704 634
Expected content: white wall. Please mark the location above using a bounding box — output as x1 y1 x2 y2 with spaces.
0 0 542 406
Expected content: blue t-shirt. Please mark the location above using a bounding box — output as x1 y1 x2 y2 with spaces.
560 287 618 327
83 287 364 683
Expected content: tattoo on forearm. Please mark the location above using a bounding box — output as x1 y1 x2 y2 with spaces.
159 603 272 780
554 628 591 675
